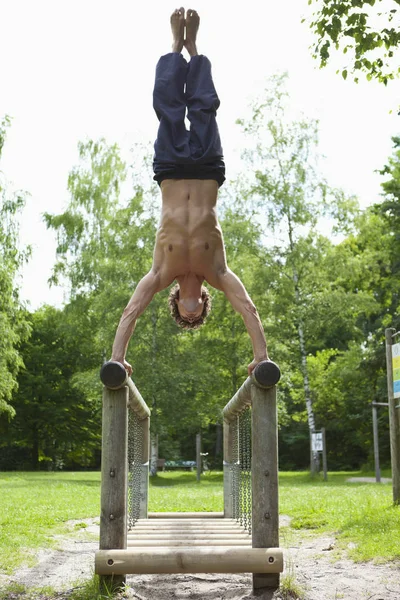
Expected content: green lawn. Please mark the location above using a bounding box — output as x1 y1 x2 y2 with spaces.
0 469 398 578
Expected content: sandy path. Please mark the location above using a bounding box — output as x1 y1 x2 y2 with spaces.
1 519 399 600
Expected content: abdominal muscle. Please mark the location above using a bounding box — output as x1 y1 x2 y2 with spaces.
156 179 225 277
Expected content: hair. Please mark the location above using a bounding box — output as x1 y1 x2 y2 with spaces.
168 284 212 330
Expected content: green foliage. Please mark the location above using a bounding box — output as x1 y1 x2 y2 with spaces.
308 0 400 84
41 137 282 457
0 116 31 418
8 84 400 472
0 306 101 470
236 74 370 471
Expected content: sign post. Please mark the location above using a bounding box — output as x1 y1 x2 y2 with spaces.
312 431 327 481
385 328 400 504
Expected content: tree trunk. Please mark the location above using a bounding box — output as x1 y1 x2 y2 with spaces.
32 426 39 470
196 432 202 482
150 432 158 476
297 320 318 475
288 214 318 475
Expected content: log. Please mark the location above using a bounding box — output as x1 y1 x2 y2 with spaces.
95 547 283 575
148 512 224 519
100 361 150 420
130 527 244 533
127 533 250 540
251 383 280 590
252 360 281 388
99 385 128 591
127 539 251 547
222 361 281 423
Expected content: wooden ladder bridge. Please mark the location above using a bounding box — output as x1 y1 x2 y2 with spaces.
95 360 283 593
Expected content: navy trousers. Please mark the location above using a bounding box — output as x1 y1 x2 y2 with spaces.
153 53 226 187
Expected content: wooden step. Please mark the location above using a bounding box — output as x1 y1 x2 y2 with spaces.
95 546 283 575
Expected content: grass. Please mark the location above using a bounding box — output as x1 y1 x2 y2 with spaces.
149 470 223 512
0 468 399 583
279 471 399 563
0 577 121 600
0 472 101 574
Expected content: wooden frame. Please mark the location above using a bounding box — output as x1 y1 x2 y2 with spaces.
223 361 281 590
97 360 282 592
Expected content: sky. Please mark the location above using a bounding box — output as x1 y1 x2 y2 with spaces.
1 0 399 310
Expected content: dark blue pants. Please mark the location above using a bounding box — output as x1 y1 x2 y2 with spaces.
153 53 226 187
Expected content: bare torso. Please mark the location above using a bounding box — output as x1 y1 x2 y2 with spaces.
154 179 227 288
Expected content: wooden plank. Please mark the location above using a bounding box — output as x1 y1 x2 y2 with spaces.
135 519 240 528
148 512 224 519
95 547 283 575
127 533 250 540
128 526 246 535
127 539 252 547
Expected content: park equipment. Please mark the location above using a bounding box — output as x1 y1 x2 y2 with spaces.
385 328 400 504
96 359 283 592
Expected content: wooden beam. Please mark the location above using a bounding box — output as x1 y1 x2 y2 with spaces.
130 527 245 533
251 382 280 591
95 547 283 575
99 386 128 592
127 539 251 547
222 361 281 423
148 512 224 519
127 533 250 540
99 361 150 420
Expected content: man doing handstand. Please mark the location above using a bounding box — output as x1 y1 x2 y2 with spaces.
111 8 269 376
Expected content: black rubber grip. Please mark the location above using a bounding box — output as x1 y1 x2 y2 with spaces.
253 360 281 388
100 361 128 389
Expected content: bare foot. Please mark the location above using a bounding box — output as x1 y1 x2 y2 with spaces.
171 7 185 53
184 8 199 56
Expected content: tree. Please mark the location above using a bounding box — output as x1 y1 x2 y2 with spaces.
308 0 400 84
237 74 369 473
0 116 31 418
1 305 101 469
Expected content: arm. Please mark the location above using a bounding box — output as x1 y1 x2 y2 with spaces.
216 268 268 374
111 269 161 375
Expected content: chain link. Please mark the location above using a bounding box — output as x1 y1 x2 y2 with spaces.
128 410 144 529
230 417 239 523
228 407 252 534
239 407 251 533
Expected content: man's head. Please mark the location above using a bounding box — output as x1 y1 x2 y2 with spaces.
168 284 212 330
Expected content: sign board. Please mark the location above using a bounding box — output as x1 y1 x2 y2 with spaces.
312 432 323 453
392 342 400 399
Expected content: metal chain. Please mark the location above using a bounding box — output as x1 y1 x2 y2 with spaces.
244 407 252 534
238 406 252 534
128 410 143 529
230 417 239 523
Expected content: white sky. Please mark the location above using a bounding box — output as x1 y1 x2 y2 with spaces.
1 0 399 310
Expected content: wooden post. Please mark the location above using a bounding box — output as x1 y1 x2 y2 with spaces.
196 432 202 482
372 404 381 483
385 328 400 504
251 382 279 591
99 386 128 592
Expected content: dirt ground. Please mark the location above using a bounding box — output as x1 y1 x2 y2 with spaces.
1 516 400 600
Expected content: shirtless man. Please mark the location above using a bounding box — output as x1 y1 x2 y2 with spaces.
111 8 268 376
